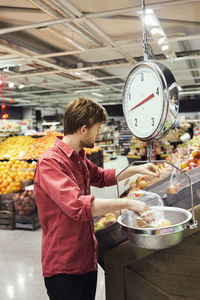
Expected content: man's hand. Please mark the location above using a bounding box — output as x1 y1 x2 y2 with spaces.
116 163 160 182
127 199 150 214
134 163 160 178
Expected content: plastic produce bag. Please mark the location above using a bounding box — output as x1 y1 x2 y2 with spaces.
166 152 185 195
125 190 171 228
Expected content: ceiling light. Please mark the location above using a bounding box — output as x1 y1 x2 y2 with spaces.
144 15 158 26
158 37 166 45
162 45 169 51
145 8 153 14
8 82 14 88
0 80 2 85
74 89 101 93
75 72 81 76
65 37 85 51
18 84 24 89
179 90 200 96
178 86 182 91
92 93 103 97
151 28 159 35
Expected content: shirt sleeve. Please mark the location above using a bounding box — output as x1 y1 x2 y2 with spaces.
86 158 117 188
35 157 94 223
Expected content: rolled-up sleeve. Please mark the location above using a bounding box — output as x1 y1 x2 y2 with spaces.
35 158 94 222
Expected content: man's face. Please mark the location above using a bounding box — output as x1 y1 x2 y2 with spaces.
80 123 102 148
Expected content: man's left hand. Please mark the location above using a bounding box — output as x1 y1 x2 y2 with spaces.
134 163 160 178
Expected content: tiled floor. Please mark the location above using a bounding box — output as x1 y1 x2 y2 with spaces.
0 228 105 300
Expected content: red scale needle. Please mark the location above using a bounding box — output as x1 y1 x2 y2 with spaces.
130 93 155 111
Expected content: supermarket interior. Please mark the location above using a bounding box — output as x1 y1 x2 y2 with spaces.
1 1 200 300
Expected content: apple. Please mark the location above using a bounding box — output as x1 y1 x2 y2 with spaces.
158 219 172 228
176 183 183 190
187 156 195 164
104 213 116 218
183 166 190 172
104 216 117 227
167 185 177 195
196 158 200 166
192 150 200 159
180 161 188 170
129 181 137 189
189 162 197 169
136 175 150 185
94 222 104 232
138 180 148 189
97 217 106 225
134 192 143 197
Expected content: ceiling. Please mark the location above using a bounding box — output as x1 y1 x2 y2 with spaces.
0 0 200 112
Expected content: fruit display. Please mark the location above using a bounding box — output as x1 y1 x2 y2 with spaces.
0 120 20 131
127 163 172 193
13 190 36 215
0 159 35 194
94 212 119 232
30 129 62 137
166 136 200 173
84 146 101 155
0 136 34 159
21 133 63 159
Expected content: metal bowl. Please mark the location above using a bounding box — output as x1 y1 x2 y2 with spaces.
117 207 192 250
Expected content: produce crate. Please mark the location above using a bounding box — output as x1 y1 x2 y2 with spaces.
15 211 40 230
0 194 15 230
12 190 36 216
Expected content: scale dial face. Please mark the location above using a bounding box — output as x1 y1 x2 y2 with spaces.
123 62 165 141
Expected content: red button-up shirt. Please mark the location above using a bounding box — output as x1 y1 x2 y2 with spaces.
34 136 116 277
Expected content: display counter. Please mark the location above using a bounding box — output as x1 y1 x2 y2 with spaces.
104 203 200 300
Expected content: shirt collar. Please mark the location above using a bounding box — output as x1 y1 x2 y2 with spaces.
55 136 85 158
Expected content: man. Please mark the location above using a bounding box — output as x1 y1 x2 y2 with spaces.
34 97 159 300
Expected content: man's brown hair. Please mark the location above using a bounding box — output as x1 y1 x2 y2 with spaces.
63 97 108 135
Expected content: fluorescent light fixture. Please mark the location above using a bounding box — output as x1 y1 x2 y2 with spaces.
145 8 153 14
74 89 101 93
162 45 169 51
92 93 103 97
18 84 24 89
85 76 96 81
65 37 85 51
178 86 182 91
179 90 200 95
0 80 2 85
151 28 159 35
144 15 158 26
158 37 166 45
75 72 81 76
8 82 14 88
42 122 60 126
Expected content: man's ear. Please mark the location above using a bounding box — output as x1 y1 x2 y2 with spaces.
79 125 87 134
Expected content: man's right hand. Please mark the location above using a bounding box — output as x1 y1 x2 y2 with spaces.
127 199 150 215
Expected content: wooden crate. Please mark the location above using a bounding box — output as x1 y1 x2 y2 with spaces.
0 194 15 230
15 211 40 230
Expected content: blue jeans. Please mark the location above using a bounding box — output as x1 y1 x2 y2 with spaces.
44 271 97 300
